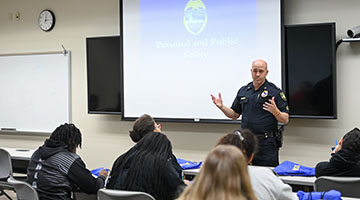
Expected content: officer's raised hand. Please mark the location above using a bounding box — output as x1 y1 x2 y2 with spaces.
263 97 289 124
263 97 278 114
211 92 240 120
211 92 223 109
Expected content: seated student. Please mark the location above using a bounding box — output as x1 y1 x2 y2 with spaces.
129 114 161 142
178 145 257 200
315 127 360 177
217 129 297 200
129 114 183 180
27 123 108 200
107 132 185 200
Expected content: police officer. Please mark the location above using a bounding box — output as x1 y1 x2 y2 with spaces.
211 59 289 166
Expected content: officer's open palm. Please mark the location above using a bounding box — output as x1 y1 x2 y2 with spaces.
263 97 278 114
211 92 223 109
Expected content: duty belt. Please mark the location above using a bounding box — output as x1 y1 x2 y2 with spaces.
256 131 275 139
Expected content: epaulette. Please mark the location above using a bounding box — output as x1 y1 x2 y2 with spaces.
267 81 281 90
241 82 253 90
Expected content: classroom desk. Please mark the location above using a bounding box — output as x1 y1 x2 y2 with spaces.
183 167 360 199
343 197 360 200
182 168 200 176
183 167 316 190
280 175 316 187
1 147 34 174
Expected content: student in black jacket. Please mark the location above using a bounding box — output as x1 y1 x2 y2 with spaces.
107 132 185 200
315 128 360 177
27 123 108 200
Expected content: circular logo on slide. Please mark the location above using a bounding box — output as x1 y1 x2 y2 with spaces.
184 0 207 35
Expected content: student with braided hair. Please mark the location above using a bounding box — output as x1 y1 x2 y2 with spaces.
316 127 360 177
27 123 108 200
217 129 296 200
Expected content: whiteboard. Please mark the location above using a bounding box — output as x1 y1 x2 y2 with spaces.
0 52 71 133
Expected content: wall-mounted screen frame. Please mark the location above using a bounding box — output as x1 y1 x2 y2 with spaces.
284 22 337 119
86 36 122 114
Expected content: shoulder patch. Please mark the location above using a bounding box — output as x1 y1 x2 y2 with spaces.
280 92 287 101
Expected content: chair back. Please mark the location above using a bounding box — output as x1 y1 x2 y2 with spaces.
315 176 360 198
73 191 97 200
97 189 155 200
7 177 39 200
0 148 13 180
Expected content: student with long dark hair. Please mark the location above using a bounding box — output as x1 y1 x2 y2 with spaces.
217 129 296 200
316 127 360 177
129 114 161 142
178 145 257 200
128 114 183 180
27 123 108 200
107 132 185 200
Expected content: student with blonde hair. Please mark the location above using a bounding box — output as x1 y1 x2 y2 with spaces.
178 145 257 200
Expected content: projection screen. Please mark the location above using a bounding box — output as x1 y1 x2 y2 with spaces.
121 0 283 122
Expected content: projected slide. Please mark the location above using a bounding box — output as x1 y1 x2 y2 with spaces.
123 0 282 121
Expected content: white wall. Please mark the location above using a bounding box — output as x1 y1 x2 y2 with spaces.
1 0 360 169
282 0 360 166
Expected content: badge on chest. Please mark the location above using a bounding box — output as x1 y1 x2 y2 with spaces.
261 90 268 98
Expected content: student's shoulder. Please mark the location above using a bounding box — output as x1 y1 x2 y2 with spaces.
249 166 276 176
53 151 81 164
315 161 340 177
315 161 331 170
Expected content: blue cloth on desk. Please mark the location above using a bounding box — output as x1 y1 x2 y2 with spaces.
91 167 109 177
297 190 341 200
176 158 202 170
274 161 315 176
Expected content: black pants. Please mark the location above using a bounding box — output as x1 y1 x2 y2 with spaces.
252 136 279 167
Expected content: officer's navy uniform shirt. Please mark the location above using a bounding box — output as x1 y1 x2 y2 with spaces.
231 80 289 134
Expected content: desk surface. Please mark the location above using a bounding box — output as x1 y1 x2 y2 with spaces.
280 175 316 186
183 168 200 176
2 147 34 160
1 147 35 174
183 167 360 199
183 166 316 186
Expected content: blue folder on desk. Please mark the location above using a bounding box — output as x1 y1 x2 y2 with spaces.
274 161 315 176
177 158 202 170
91 167 109 177
297 190 341 200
